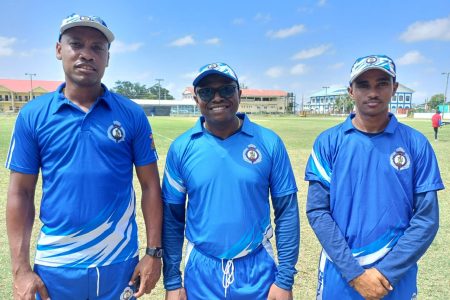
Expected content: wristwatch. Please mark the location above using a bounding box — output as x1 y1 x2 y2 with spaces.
145 247 163 258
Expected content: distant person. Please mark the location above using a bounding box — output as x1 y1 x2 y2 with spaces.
305 54 444 299
162 62 300 299
431 109 442 141
5 13 162 299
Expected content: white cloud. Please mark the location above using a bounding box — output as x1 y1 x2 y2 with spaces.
110 40 144 54
318 0 327 6
267 24 306 39
181 72 197 80
265 66 284 78
292 44 331 60
169 35 195 47
400 15 450 42
254 13 271 23
397 51 427 65
205 38 220 45
290 64 308 75
329 62 345 69
232 18 245 25
0 36 17 56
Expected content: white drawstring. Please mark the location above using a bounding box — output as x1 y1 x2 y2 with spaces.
96 267 100 296
221 259 235 297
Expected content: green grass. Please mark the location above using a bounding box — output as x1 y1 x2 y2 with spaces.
1 115 449 299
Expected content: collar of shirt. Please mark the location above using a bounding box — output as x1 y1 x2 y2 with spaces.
51 83 112 115
191 113 254 137
343 112 398 134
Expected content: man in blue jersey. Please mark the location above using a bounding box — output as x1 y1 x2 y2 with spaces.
305 54 444 300
162 62 300 300
5 13 163 299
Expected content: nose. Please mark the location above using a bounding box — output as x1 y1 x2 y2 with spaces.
79 47 95 61
210 90 223 102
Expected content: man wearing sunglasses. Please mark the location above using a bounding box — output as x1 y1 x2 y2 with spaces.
5 14 162 299
162 62 300 299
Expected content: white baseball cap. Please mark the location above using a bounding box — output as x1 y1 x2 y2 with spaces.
59 13 115 44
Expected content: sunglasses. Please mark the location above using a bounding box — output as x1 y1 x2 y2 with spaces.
196 84 238 102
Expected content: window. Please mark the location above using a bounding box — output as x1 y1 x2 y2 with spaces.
405 95 410 102
399 95 404 102
5 95 9 100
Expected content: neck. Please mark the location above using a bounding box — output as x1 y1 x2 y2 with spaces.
204 116 242 139
352 113 390 133
63 83 103 112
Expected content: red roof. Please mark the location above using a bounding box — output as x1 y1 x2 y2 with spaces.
0 79 63 93
184 87 287 97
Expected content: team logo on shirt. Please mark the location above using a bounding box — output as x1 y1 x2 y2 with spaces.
243 144 262 164
390 147 410 171
120 287 133 300
107 121 126 143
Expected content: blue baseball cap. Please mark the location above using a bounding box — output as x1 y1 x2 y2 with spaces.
59 13 115 44
193 62 239 88
350 55 396 84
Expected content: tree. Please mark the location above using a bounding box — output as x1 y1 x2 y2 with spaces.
334 94 354 114
111 81 175 99
428 93 445 110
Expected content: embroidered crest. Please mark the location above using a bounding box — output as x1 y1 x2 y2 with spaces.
390 147 410 171
243 144 262 164
107 121 126 143
120 287 134 300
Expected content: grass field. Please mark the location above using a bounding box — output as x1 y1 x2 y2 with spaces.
0 115 449 299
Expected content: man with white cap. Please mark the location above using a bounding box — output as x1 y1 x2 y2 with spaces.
162 62 300 299
305 54 444 299
5 13 162 299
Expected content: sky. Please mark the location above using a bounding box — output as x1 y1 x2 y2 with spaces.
1 0 450 104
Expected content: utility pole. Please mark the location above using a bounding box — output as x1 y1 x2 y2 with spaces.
155 78 164 100
322 86 329 114
25 73 36 100
442 72 449 119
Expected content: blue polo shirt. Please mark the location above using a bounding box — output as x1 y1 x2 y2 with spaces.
5 84 157 268
305 113 444 264
162 114 297 259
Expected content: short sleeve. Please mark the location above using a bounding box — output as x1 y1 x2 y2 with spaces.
269 136 297 198
304 134 333 188
132 109 158 166
413 140 444 193
5 113 40 174
162 143 187 205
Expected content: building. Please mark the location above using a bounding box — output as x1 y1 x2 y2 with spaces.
183 87 295 114
306 83 414 114
0 79 62 112
305 86 348 113
0 78 296 116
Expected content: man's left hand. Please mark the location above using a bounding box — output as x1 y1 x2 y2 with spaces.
267 283 293 300
130 254 162 298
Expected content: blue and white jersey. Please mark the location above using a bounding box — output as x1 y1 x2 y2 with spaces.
5 84 157 268
162 114 297 259
305 113 444 266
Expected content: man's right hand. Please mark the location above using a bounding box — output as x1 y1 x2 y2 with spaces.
349 268 392 300
165 287 187 300
13 270 49 300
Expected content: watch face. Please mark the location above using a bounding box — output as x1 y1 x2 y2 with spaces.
146 247 163 258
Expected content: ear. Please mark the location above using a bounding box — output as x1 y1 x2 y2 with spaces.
106 51 110 67
238 89 242 104
392 82 399 96
193 95 200 106
347 86 355 100
56 42 62 60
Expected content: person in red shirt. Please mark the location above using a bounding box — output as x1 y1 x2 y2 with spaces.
431 110 442 141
